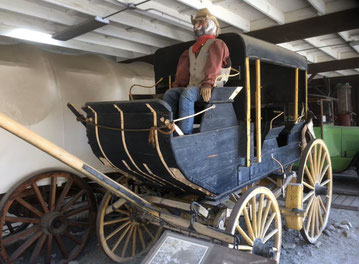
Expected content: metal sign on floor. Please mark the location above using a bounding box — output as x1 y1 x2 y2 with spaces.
141 231 275 264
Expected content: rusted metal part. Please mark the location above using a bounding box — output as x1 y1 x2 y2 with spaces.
0 171 96 264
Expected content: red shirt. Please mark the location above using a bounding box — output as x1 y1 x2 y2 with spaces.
172 39 230 90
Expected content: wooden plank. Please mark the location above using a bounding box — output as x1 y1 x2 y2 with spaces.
333 195 346 205
332 195 359 211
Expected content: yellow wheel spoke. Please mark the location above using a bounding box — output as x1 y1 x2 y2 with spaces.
315 204 320 236
115 209 130 216
237 245 253 251
319 153 327 178
111 224 132 252
320 164 330 183
313 144 318 176
317 145 323 175
303 191 315 203
310 200 317 237
121 225 134 257
243 207 255 240
320 179 331 187
260 200 272 238
257 194 264 237
318 205 324 227
104 217 130 226
308 151 316 181
261 212 276 240
236 225 254 246
305 198 315 232
106 199 126 215
132 225 137 257
263 228 278 244
318 196 327 214
303 181 314 190
304 166 315 186
251 196 258 237
138 227 146 250
106 221 131 241
142 224 155 240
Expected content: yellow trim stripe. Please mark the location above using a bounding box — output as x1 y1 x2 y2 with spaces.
245 57 251 167
145 103 213 196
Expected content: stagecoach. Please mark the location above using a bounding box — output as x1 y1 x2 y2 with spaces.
0 33 333 263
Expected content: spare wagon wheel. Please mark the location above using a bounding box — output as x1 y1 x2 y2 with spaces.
97 176 162 263
297 138 332 243
0 171 96 264
225 186 282 263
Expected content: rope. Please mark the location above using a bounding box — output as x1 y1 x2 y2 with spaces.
173 104 216 123
129 77 164 100
76 116 174 147
214 67 240 87
76 103 216 147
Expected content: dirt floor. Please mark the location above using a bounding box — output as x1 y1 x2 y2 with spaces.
71 207 359 264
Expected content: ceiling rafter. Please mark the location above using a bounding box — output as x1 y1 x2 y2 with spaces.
247 8 359 43
0 8 153 55
242 0 285 25
0 0 172 48
307 0 326 15
0 23 134 59
40 0 194 41
175 0 250 32
105 0 193 30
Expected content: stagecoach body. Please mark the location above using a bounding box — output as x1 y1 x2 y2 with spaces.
84 33 308 199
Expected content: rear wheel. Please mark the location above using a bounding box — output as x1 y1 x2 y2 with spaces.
0 171 96 264
297 139 332 243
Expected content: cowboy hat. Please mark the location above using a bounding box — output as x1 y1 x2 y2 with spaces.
191 8 220 36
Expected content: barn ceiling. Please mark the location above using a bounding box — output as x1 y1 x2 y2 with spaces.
0 0 358 80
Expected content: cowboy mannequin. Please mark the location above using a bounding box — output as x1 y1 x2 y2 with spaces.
163 8 231 135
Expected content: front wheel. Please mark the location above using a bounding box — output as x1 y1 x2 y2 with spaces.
297 139 332 243
225 186 282 263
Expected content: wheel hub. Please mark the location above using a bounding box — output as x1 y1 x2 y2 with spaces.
252 239 274 258
40 211 68 235
314 183 327 196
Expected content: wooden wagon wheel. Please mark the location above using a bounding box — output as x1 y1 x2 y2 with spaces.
297 138 332 243
97 176 162 263
0 171 96 264
225 186 282 263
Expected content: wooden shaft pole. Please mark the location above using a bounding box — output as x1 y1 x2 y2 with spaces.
0 112 157 215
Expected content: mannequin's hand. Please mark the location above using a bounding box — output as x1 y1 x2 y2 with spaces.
200 87 212 102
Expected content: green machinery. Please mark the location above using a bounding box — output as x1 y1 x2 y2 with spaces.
309 87 359 175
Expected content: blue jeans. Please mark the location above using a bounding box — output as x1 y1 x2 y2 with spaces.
163 86 202 135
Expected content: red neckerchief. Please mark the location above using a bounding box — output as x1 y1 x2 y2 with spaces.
192 35 216 54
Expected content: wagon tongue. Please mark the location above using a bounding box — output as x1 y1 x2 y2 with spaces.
252 239 274 259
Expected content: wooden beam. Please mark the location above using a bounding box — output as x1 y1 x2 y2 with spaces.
307 0 326 15
105 0 193 31
176 0 250 32
41 0 194 41
0 24 134 59
246 8 359 43
243 0 285 24
308 58 359 74
0 0 172 48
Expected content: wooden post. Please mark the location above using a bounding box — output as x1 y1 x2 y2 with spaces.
294 68 299 121
255 59 261 163
305 70 308 120
245 57 251 167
